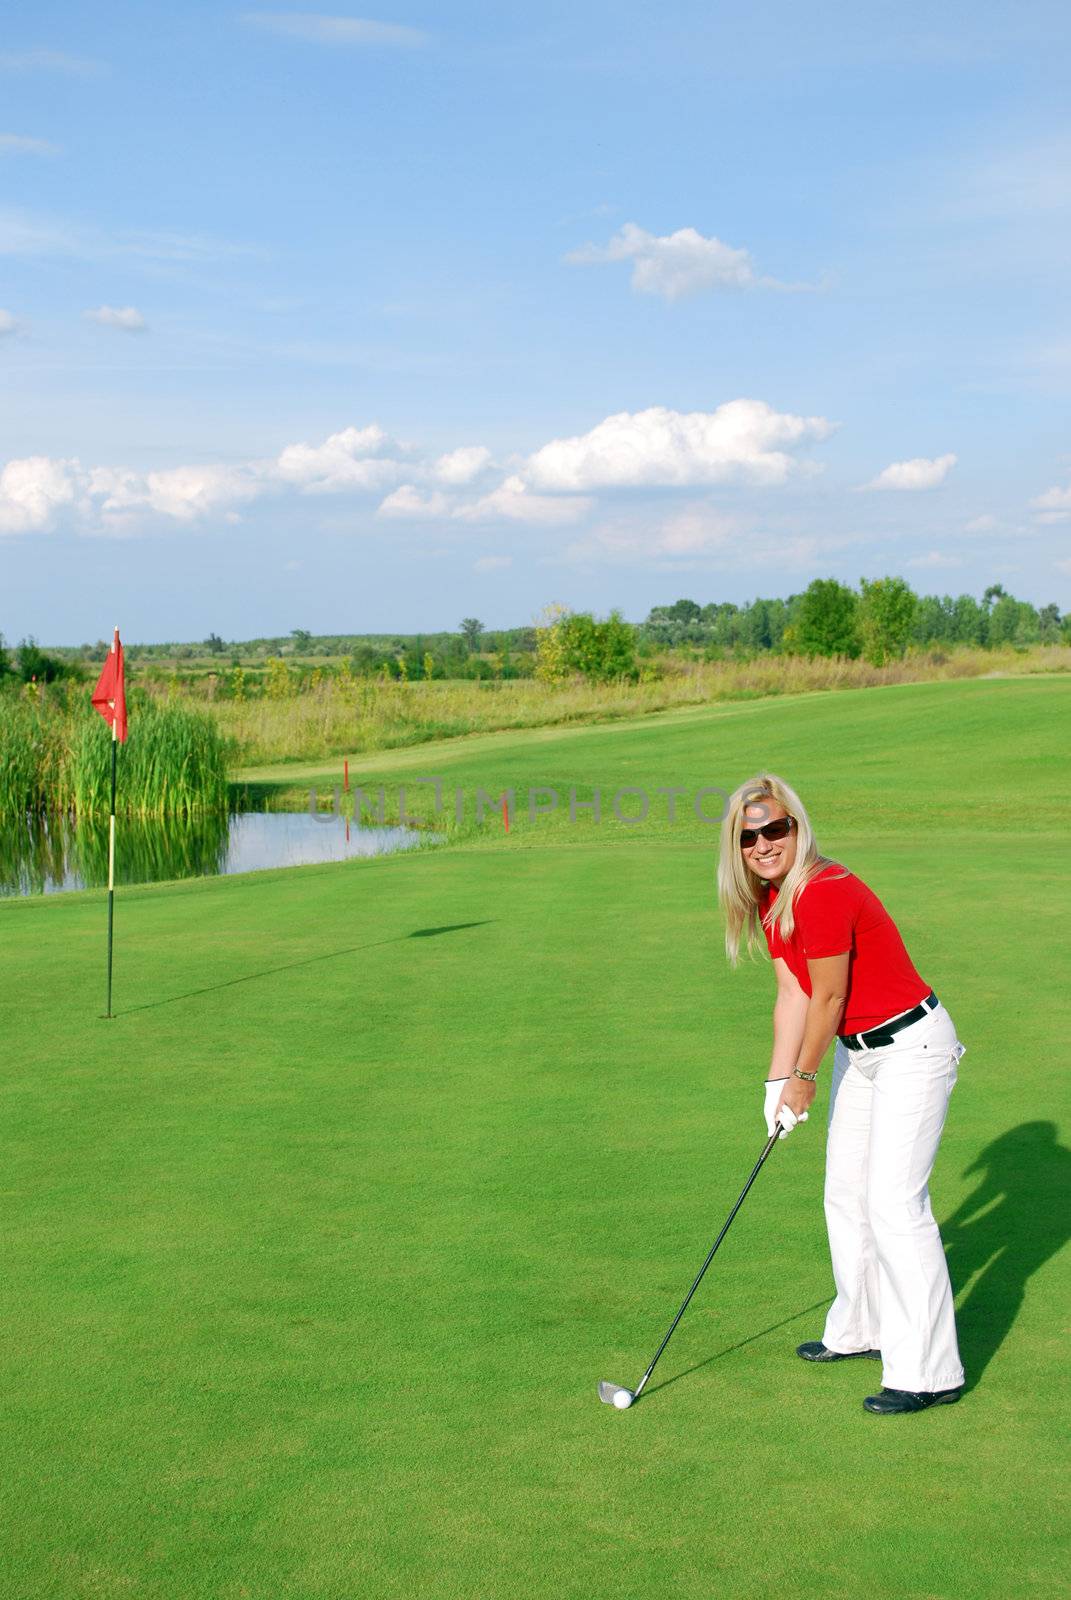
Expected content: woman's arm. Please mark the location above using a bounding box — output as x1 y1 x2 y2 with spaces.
778 951 850 1119
769 957 810 1079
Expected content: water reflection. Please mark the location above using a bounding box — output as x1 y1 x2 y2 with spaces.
0 811 437 897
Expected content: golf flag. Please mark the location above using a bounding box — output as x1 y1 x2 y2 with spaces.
91 628 128 742
91 628 127 1018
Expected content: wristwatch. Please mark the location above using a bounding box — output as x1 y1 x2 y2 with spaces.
793 1067 818 1081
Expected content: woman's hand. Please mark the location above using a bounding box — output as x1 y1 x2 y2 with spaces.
771 1068 813 1132
777 1074 817 1128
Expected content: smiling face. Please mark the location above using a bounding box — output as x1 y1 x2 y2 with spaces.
740 796 798 887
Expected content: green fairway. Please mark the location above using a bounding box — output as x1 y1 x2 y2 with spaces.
2 677 1068 1598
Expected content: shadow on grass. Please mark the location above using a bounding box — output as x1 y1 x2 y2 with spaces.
644 1297 834 1397
115 921 494 1016
942 1120 1070 1393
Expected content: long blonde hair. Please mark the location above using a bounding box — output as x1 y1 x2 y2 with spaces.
717 772 844 966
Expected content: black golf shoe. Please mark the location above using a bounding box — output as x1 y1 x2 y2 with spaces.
796 1341 881 1362
863 1386 963 1415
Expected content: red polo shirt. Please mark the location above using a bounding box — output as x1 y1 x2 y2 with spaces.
760 863 930 1034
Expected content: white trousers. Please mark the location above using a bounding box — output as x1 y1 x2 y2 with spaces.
821 999 966 1393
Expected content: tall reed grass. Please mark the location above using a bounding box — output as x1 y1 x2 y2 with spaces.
70 701 229 817
0 694 230 819
210 644 1071 768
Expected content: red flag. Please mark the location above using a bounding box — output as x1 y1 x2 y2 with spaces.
91 628 128 742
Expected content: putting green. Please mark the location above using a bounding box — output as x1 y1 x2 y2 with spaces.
2 677 1068 1598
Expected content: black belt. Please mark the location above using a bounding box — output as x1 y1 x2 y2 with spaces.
839 991 939 1051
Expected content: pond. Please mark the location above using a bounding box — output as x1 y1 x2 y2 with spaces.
0 811 440 898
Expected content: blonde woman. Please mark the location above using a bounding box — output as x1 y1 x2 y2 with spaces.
717 773 967 1416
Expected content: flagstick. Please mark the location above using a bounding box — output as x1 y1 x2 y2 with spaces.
105 719 117 1019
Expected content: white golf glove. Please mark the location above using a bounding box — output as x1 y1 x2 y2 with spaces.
764 1078 809 1140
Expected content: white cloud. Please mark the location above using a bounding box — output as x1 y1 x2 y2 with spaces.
0 211 77 256
0 455 80 534
0 208 255 267
85 305 147 332
523 400 834 491
654 505 739 555
242 13 429 47
565 507 738 565
1030 482 1071 523
563 516 852 571
378 472 589 526
0 133 60 156
963 513 997 533
274 424 409 493
432 444 492 485
1056 557 1071 576
0 309 19 337
565 222 812 300
474 554 512 572
1 422 428 534
905 550 963 568
864 453 957 491
567 223 757 301
377 485 451 518
0 407 836 541
0 51 102 75
88 463 264 523
455 475 592 525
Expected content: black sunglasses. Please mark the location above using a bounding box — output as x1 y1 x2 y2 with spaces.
740 816 795 849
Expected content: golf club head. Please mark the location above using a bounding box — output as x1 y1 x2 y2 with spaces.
598 1381 635 1409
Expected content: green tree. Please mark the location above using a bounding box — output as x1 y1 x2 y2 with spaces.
743 599 776 651
0 633 10 679
559 610 637 682
535 605 637 683
290 628 312 651
707 602 743 648
534 604 572 682
205 632 225 655
950 594 987 646
1038 603 1062 640
795 579 862 658
858 576 918 665
988 594 1039 646
666 598 702 623
15 637 69 683
912 595 944 645
459 618 484 654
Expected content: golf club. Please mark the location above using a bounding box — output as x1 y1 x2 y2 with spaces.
598 1127 781 1409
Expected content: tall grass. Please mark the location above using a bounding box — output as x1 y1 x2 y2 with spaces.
0 700 68 818
0 693 230 819
69 701 230 817
211 644 1071 768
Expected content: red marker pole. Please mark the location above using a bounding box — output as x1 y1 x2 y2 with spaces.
502 796 510 833
343 758 349 791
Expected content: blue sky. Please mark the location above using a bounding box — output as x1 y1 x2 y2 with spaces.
1 0 1069 642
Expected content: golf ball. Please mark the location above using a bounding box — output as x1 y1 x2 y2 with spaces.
612 1390 633 1409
